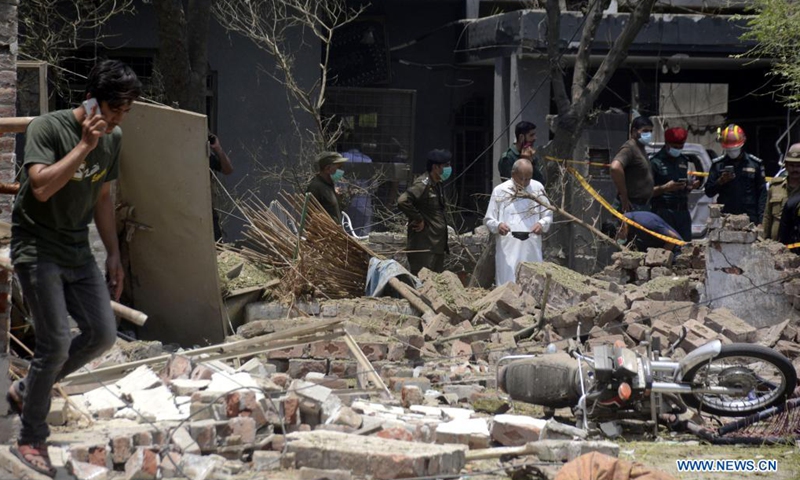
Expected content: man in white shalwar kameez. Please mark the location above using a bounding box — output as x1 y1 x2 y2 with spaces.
484 159 553 285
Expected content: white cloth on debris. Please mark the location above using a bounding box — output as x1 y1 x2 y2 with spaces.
483 179 552 286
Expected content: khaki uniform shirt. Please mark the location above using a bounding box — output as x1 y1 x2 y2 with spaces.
763 177 800 240
613 139 654 206
397 172 449 254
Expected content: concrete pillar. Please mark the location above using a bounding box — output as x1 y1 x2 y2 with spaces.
492 57 510 188
0 0 17 441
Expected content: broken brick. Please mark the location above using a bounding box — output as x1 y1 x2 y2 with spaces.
124 447 159 480
704 308 757 343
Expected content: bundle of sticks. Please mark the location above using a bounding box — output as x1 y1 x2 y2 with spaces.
233 192 381 299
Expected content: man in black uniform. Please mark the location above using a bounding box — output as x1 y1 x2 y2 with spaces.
306 151 347 223
397 149 452 274
650 127 700 241
704 124 767 225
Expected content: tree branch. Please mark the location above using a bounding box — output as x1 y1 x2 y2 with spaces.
545 0 570 114
571 0 611 102
577 0 658 112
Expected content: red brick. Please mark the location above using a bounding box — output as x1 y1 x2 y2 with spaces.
376 427 414 442
401 385 424 408
358 342 388 362
309 341 350 359
189 420 218 453
283 396 300 425
190 364 215 380
219 417 257 444
268 345 307 359
270 373 292 388
328 361 357 379
161 354 193 381
288 359 327 379
133 431 153 447
124 447 159 479
111 434 135 465
450 340 472 359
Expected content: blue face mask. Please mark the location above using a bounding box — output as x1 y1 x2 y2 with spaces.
638 132 653 145
668 147 682 158
331 169 344 182
440 166 452 181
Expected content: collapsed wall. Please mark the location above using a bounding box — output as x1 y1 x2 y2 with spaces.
704 208 800 328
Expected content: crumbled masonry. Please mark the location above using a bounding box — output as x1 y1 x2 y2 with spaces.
3 213 800 480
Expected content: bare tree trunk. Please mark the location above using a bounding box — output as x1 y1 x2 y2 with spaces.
153 0 211 114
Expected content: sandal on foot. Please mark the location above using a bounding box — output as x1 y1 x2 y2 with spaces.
6 380 23 415
10 443 56 478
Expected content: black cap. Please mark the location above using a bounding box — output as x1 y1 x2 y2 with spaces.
427 149 452 164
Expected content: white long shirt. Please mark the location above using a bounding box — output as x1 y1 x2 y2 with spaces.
484 179 553 285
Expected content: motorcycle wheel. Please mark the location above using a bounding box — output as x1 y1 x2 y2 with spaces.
680 344 797 417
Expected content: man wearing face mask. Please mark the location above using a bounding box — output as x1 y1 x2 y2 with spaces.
498 121 546 185
650 127 701 241
397 149 452 274
705 124 767 225
307 151 348 223
610 116 655 213
764 143 800 240
484 159 553 286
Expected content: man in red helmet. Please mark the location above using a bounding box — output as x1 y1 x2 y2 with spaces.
704 124 767 224
650 127 701 241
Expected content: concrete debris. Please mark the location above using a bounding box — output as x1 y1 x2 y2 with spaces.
8 211 800 480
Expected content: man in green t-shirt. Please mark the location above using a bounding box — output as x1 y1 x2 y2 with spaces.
7 60 141 477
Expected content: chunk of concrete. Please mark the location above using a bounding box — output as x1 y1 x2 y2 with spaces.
703 308 757 343
435 418 490 449
539 419 588 440
116 366 162 397
130 385 182 422
517 262 604 309
644 248 673 267
286 430 467 479
490 415 547 446
68 460 109 480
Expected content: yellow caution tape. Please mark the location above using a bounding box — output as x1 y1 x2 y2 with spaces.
543 156 772 181
786 242 800 250
566 166 687 247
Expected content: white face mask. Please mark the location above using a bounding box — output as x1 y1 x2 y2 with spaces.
727 147 742 159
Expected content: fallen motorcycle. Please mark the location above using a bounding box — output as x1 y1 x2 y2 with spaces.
498 331 797 424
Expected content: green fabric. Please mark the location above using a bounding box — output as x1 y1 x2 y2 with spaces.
397 172 449 255
11 109 121 267
306 174 341 222
498 145 546 184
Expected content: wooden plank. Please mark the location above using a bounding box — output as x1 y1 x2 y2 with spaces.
0 117 34 134
62 319 343 384
343 332 392 400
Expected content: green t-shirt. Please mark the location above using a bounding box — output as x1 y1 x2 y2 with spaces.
11 109 121 267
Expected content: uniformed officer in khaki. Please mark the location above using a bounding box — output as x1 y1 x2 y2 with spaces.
397 149 452 274
306 151 348 223
763 143 800 240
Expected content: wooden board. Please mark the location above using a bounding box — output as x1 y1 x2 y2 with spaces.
118 102 225 346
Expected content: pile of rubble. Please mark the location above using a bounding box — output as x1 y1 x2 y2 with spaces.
5 211 800 480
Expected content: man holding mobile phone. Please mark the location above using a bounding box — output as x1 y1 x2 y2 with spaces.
704 124 767 225
650 127 698 241
498 121 545 185
7 60 141 477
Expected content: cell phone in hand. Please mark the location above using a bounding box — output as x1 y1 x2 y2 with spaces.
724 165 734 173
678 177 688 183
82 98 99 118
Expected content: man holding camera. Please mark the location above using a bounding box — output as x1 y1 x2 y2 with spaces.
704 124 767 225
650 127 701 241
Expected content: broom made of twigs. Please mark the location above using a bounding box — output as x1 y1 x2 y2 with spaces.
229 192 382 300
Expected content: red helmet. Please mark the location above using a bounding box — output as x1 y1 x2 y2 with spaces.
718 124 746 149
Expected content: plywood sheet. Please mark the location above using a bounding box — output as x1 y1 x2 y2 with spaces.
119 102 224 346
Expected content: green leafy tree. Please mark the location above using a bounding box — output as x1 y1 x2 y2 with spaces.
739 0 800 107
